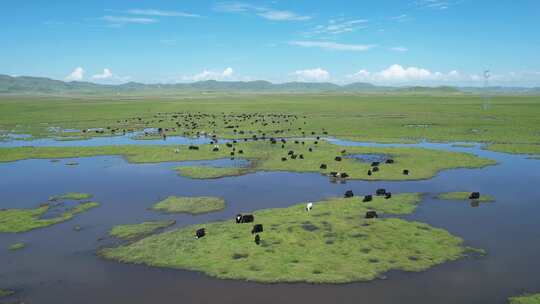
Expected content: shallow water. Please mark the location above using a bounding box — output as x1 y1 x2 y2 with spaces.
1 137 540 304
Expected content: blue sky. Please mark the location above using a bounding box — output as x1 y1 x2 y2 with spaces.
1 0 539 86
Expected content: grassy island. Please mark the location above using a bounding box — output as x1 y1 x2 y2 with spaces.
101 193 479 283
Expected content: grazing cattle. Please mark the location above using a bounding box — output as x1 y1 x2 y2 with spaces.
365 211 378 219
288 150 294 155
281 157 287 162
340 172 349 178
363 195 373 202
291 154 297 159
385 159 394 164
299 154 304 159
385 192 392 199
254 234 261 245
236 214 254 223
469 192 480 199
174 148 180 153
335 156 342 161
238 150 244 154
341 149 347 154
371 162 380 167
306 202 313 211
372 166 379 172
212 147 219 152
403 169 409 175
375 188 387 196
344 190 354 198
320 164 327 169
329 171 338 177
195 228 206 239
226 143 233 148
252 224 263 234
308 148 313 152
367 170 372 176
189 145 199 150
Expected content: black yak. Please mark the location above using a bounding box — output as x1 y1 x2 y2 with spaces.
195 228 206 239
335 156 342 161
236 214 254 223
344 190 354 198
363 195 373 202
469 192 480 199
365 211 378 219
376 188 387 196
320 164 327 169
403 169 409 175
252 224 263 234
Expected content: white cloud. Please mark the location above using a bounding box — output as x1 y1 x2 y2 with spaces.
92 68 113 80
390 46 408 52
90 68 131 83
291 68 330 82
306 18 368 36
389 14 411 22
378 64 431 80
289 40 376 51
65 67 85 81
127 9 200 18
102 15 157 25
414 0 461 10
183 67 235 81
346 64 464 84
215 2 311 21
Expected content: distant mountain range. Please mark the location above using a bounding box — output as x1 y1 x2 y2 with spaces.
0 74 538 95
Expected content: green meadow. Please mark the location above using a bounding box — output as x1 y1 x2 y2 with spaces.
0 201 99 233
151 196 226 214
110 220 176 240
101 193 479 283
0 140 495 180
437 192 495 202
1 94 539 155
509 293 540 304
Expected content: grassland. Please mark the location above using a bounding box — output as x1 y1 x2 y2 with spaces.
0 94 539 154
0 289 14 298
100 193 480 283
110 220 176 240
8 242 26 251
151 196 225 214
0 201 99 233
437 192 494 202
0 140 496 180
176 166 252 179
48 192 93 201
509 293 540 304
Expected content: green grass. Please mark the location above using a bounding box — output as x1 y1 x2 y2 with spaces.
110 220 176 240
0 289 14 298
487 143 540 155
0 201 99 233
101 193 479 283
151 196 225 214
0 140 496 181
176 166 251 179
8 242 26 251
436 192 495 202
451 143 476 148
509 293 540 304
49 192 93 201
1 94 539 150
